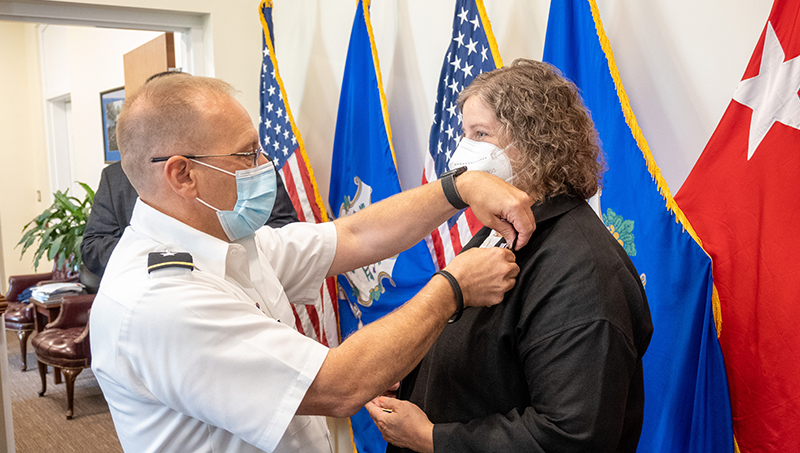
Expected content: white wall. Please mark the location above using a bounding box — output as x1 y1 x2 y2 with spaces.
0 21 49 290
597 1 771 195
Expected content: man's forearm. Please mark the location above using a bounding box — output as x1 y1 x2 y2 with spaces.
329 178 456 277
297 274 456 417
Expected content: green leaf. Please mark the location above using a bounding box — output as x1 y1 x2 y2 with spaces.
49 235 64 260
17 228 36 248
32 246 46 267
20 233 36 252
78 182 96 204
35 209 51 224
18 181 94 271
42 222 59 241
619 219 635 235
54 191 80 216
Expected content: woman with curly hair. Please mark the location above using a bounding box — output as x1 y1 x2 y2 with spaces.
367 59 653 452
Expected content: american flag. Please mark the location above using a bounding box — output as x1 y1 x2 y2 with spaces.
258 1 339 347
423 0 503 269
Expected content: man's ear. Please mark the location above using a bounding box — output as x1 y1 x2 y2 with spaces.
163 156 198 200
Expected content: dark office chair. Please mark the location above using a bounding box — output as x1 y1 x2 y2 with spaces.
2 265 78 371
32 294 95 420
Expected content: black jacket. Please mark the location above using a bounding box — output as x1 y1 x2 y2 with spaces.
391 195 653 453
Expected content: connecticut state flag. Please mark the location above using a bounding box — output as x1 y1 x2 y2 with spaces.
328 1 436 451
543 1 734 452
422 0 502 270
675 0 800 450
258 1 339 347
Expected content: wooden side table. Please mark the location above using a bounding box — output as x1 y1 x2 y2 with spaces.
30 297 62 332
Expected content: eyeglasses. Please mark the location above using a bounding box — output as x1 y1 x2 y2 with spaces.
150 148 268 168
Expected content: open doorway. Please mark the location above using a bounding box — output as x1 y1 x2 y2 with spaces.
44 93 74 195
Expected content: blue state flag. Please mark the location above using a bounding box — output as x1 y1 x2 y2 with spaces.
543 1 733 451
328 1 436 451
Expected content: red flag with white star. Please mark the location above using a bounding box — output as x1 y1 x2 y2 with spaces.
675 0 800 450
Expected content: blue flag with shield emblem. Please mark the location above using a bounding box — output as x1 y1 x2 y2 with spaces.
542 1 733 451
328 1 436 451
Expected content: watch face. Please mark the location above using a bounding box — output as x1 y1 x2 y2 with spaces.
444 166 466 177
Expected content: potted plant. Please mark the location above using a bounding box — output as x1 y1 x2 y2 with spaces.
16 183 95 272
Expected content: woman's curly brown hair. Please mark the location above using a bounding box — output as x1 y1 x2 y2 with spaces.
458 58 605 200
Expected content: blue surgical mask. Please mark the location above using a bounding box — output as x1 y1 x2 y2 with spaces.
195 159 278 241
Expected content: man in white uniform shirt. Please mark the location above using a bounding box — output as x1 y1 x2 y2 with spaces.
89 73 534 453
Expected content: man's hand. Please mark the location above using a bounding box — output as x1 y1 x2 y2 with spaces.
366 397 434 453
443 247 518 308
456 171 535 250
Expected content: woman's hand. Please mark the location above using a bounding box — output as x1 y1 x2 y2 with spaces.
366 397 434 453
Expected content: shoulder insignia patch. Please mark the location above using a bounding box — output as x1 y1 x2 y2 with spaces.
147 251 194 274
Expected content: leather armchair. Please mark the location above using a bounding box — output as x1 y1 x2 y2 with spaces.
32 294 94 420
3 272 56 371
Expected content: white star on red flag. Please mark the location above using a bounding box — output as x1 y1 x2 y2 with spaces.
733 22 800 160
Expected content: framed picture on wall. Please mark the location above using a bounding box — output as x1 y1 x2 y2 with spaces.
100 86 126 163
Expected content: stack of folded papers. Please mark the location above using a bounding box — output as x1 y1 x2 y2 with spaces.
31 282 85 303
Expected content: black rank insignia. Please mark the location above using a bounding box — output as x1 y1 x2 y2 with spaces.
147 251 194 274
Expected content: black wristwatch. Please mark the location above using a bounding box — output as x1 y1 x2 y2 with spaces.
440 166 468 210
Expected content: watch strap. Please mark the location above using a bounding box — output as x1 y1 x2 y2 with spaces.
434 270 464 323
441 167 469 210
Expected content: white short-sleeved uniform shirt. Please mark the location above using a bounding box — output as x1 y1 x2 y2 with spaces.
90 199 336 453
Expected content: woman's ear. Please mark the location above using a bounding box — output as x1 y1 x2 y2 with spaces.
163 156 198 200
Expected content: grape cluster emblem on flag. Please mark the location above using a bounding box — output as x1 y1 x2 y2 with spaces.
602 208 637 257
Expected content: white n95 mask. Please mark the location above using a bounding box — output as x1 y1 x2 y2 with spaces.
195 159 278 241
449 137 514 182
